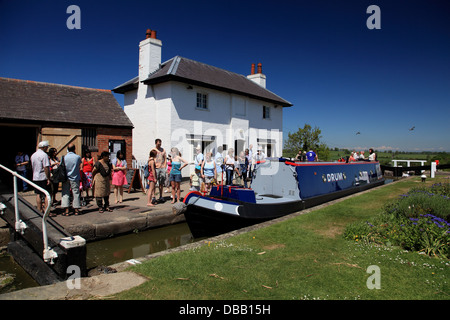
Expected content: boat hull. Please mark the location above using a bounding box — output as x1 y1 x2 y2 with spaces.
184 160 385 238
184 198 304 238
185 179 384 238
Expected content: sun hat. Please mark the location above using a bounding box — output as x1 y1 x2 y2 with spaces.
38 141 49 148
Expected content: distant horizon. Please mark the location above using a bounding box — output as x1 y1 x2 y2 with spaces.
329 147 449 154
283 139 450 154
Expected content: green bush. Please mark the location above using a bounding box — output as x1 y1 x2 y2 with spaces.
344 182 450 258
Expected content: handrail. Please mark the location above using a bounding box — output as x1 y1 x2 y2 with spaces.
0 163 58 264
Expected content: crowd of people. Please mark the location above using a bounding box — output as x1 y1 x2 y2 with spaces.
15 141 129 215
293 148 377 163
294 149 318 161
15 138 282 214
337 148 377 162
14 139 381 215
144 141 268 206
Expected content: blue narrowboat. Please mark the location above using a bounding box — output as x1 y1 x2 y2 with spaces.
182 158 384 238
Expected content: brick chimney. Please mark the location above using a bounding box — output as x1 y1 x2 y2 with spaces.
247 62 266 88
139 29 162 82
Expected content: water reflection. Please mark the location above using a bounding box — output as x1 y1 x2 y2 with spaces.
86 222 195 269
0 223 195 294
0 254 38 294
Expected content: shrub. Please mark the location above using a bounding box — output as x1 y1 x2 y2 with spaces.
387 184 450 221
344 182 450 259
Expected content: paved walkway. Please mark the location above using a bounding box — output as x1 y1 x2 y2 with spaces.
0 271 148 300
18 180 192 241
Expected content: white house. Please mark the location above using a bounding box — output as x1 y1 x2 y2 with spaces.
113 29 292 174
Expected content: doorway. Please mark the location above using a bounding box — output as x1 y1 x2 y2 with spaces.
0 125 38 188
234 139 245 157
109 140 126 164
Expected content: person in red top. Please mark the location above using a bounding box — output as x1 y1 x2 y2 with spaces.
146 149 157 206
81 149 95 199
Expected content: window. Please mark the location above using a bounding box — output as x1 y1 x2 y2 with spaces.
263 106 270 119
109 139 126 163
82 128 97 150
196 93 208 110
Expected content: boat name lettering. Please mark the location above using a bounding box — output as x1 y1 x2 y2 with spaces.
324 172 346 182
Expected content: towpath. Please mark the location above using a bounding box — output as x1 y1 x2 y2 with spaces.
15 180 192 242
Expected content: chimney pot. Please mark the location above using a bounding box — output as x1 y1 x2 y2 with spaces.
251 63 255 75
257 63 262 74
150 30 157 39
146 29 152 39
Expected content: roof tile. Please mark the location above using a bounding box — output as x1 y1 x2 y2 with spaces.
0 77 134 128
113 56 292 107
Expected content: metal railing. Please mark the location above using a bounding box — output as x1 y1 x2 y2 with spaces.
0 164 58 264
132 159 149 190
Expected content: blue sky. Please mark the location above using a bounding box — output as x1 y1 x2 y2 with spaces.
1 0 449 152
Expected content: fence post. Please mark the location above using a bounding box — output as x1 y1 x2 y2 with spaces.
431 161 436 178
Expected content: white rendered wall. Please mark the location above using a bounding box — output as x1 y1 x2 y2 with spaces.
126 81 284 173
246 98 283 157
124 82 172 162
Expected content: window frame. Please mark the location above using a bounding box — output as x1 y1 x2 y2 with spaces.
82 127 97 150
263 105 271 119
196 92 209 110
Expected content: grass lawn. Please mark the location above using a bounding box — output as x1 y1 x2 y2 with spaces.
116 176 450 300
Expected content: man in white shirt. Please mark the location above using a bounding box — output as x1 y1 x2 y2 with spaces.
30 141 51 213
252 147 266 173
215 146 224 184
194 146 204 187
195 147 204 164
359 151 365 160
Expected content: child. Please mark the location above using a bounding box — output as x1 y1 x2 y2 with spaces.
146 150 157 206
190 166 201 191
165 154 172 194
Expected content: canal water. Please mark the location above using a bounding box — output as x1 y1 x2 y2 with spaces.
86 222 195 269
0 252 39 293
0 222 196 294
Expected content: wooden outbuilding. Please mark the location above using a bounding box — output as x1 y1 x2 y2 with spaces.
0 77 134 185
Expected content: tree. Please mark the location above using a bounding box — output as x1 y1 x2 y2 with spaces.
283 124 330 160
